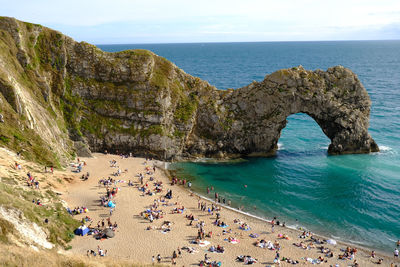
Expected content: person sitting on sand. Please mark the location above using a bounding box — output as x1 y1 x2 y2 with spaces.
273 240 280 250
97 246 106 257
299 231 307 239
222 229 232 235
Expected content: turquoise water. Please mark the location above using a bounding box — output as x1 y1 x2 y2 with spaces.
98 41 400 252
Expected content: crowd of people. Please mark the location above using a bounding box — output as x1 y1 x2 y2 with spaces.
67 206 89 215
62 153 400 266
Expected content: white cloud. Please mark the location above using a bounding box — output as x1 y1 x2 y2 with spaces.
1 0 399 42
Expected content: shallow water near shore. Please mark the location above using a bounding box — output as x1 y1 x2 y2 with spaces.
99 41 400 253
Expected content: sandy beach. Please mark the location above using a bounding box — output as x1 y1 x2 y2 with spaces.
62 153 398 266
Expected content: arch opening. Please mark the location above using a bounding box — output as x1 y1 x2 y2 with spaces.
277 113 330 155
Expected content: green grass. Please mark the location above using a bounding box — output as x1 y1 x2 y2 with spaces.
0 182 80 247
0 135 10 144
140 125 163 137
0 218 15 244
150 56 173 89
173 129 185 138
0 110 61 167
174 91 198 123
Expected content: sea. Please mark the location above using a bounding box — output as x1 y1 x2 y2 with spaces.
98 41 400 253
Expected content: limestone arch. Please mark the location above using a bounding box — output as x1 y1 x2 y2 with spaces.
191 66 379 157
275 112 330 153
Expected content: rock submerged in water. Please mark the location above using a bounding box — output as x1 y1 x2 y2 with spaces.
0 17 378 160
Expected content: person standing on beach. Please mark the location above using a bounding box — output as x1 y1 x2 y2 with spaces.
395 248 399 259
172 250 177 264
157 254 161 263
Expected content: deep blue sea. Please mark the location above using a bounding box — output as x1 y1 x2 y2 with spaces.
98 41 400 253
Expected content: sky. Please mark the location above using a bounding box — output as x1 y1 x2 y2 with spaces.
1 0 400 44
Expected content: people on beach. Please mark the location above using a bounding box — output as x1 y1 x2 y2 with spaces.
66 154 395 266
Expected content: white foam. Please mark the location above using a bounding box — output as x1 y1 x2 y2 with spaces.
277 143 284 150
379 145 392 151
376 145 397 155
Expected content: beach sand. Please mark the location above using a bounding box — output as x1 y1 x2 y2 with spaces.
62 153 398 266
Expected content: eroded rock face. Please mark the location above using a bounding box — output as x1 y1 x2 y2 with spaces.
0 17 378 161
188 66 379 157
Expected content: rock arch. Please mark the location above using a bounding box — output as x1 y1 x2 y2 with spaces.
188 66 379 157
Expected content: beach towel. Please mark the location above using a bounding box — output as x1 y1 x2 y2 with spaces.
249 233 259 238
218 224 229 228
326 239 337 245
239 226 251 231
199 240 210 247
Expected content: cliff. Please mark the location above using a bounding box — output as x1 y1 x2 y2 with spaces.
0 17 378 164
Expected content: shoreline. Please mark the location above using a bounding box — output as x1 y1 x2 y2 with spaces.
62 153 397 266
162 164 393 258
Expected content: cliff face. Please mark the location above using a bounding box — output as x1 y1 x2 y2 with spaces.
0 17 378 163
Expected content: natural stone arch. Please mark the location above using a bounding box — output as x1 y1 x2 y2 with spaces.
188 66 379 157
273 112 330 153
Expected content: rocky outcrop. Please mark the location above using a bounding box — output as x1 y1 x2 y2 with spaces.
188 66 379 157
0 17 378 163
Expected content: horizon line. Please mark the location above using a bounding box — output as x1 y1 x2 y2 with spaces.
95 39 400 46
